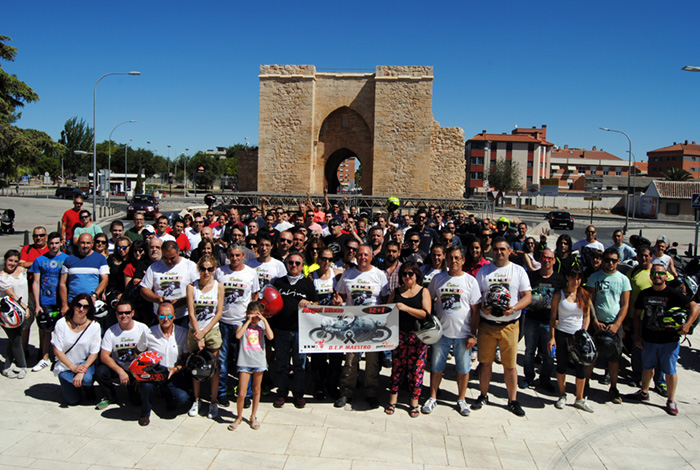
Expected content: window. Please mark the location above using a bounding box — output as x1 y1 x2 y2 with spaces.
578 166 586 174
526 176 533 183
666 203 680 216
472 157 484 165
603 169 609 175
470 172 483 180
527 161 533 168
615 168 622 176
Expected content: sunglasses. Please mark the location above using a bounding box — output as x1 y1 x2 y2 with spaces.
76 303 90 310
134 248 145 253
116 246 129 251
116 310 133 316
319 256 333 262
287 260 302 266
74 202 83 206
279 239 292 244
33 234 46 238
651 271 667 277
346 247 358 252
603 258 619 263
586 230 596 234
199 266 216 273
95 240 106 245
541 256 554 261
158 314 175 320
401 272 416 277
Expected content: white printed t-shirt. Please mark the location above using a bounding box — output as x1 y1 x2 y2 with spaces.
246 257 287 291
476 262 531 323
336 266 390 306
215 264 260 326
141 258 199 319
100 321 150 369
429 272 481 339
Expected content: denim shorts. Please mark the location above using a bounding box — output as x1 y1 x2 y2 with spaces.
641 341 680 375
431 336 471 375
238 366 267 374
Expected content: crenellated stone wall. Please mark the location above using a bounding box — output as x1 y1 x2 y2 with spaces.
254 65 465 198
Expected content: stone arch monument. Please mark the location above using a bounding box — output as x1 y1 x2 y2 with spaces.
254 65 465 197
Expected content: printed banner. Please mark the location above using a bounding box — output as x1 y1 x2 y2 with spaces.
299 304 398 353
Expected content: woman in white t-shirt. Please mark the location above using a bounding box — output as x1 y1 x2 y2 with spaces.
51 293 101 405
1 249 29 379
186 255 224 420
548 267 593 413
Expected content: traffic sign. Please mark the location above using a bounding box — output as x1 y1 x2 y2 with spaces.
692 193 700 209
516 190 523 198
527 184 539 196
491 190 500 200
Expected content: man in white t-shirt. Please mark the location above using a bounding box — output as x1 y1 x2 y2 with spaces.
473 237 532 417
572 225 605 267
141 241 198 323
334 245 390 410
214 244 260 406
154 216 176 243
422 246 481 416
186 214 205 250
94 301 150 410
245 233 286 291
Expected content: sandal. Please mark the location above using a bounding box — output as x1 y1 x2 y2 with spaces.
409 406 420 418
250 417 261 430
384 403 396 415
227 422 239 431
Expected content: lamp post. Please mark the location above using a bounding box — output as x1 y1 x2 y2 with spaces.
93 71 140 220
600 127 633 233
184 148 189 197
167 145 172 196
73 150 93 198
108 120 137 208
682 66 700 72
124 139 132 201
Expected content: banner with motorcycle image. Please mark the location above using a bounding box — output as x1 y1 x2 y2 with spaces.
298 304 398 353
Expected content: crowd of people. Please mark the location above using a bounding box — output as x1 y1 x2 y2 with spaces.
0 192 697 429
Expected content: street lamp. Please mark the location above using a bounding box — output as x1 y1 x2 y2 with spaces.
73 150 93 199
108 120 137 208
124 139 132 201
93 71 140 220
600 127 633 233
167 145 172 195
682 66 700 72
184 148 189 197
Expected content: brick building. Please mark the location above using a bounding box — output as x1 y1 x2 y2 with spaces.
465 125 553 195
647 140 700 178
550 145 634 189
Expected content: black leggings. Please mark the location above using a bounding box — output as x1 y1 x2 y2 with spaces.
2 326 26 370
555 329 585 379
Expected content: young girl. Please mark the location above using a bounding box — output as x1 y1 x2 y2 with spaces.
228 301 273 431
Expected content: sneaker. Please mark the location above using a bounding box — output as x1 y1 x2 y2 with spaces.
471 394 488 411
273 396 286 408
208 403 219 419
188 400 200 417
655 383 668 398
555 395 567 409
574 398 595 413
421 397 437 414
95 398 112 411
600 372 611 385
495 350 502 364
2 369 17 379
518 379 531 389
334 396 349 408
32 359 51 372
507 400 526 417
666 400 679 416
294 397 306 409
15 368 27 379
609 387 622 404
217 395 230 408
365 396 379 409
626 389 650 401
457 399 470 416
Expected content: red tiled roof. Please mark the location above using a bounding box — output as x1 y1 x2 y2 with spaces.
551 148 622 161
634 162 648 173
652 181 700 199
469 133 553 146
648 142 700 156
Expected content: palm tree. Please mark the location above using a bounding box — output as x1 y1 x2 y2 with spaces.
663 168 694 181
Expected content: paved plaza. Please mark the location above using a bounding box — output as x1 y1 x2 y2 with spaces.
1 196 700 469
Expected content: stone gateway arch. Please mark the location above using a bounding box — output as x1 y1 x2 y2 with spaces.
256 65 465 198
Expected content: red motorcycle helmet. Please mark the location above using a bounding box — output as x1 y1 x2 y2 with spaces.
260 286 283 318
0 296 25 329
129 351 169 382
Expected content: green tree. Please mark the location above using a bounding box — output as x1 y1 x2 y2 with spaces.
60 117 94 178
485 160 523 193
0 36 61 179
663 167 693 181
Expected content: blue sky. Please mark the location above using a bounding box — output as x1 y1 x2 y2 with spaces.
5 0 700 165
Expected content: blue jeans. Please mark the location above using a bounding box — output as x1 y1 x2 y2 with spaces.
139 374 190 417
58 364 95 406
523 319 553 385
274 329 306 398
432 336 471 374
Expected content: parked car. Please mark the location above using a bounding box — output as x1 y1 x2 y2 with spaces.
55 185 87 200
545 211 574 230
127 194 158 220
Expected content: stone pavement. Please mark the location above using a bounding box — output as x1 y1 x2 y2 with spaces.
2 323 700 470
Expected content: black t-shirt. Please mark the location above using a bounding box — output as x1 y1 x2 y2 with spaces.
323 233 352 262
635 286 690 344
271 276 319 332
394 287 426 333
527 271 565 323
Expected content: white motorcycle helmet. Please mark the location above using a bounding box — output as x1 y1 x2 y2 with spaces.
94 300 109 319
413 315 443 345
